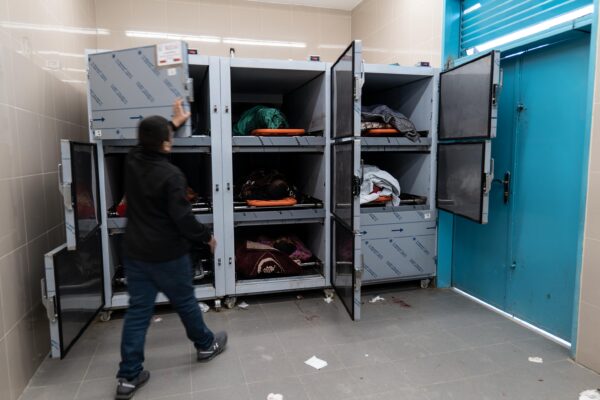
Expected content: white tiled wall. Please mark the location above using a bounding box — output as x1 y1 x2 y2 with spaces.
0 0 96 399
577 13 600 375
94 0 353 62
351 0 443 67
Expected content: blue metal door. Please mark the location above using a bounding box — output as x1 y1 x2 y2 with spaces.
507 35 590 340
452 34 590 341
451 56 518 309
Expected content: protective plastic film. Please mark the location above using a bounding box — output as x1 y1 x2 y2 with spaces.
332 141 353 229
332 218 355 318
439 52 495 140
331 44 355 139
54 229 104 357
71 143 100 242
437 142 486 223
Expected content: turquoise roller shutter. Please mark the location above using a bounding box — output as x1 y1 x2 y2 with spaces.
460 0 593 54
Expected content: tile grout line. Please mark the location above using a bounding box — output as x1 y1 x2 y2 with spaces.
73 340 100 399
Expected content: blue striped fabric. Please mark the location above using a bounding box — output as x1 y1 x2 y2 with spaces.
460 0 592 53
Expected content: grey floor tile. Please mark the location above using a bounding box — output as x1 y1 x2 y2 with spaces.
19 383 80 400
447 319 538 347
21 288 600 400
76 378 116 400
29 357 91 387
376 335 429 361
423 376 497 400
135 366 192 400
299 369 363 400
352 387 428 400
477 342 546 371
228 319 279 338
66 339 100 360
84 353 120 381
239 350 296 384
247 377 309 400
191 384 250 400
145 327 191 350
229 332 286 357
153 394 193 400
144 343 192 372
510 337 571 363
276 326 329 352
269 316 315 336
393 316 447 337
413 329 471 355
224 303 268 323
190 348 245 392
401 348 499 386
346 362 409 395
333 339 391 368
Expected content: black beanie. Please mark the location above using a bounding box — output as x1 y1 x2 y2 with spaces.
138 115 170 152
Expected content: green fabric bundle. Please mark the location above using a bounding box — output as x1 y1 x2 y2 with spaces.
233 105 289 136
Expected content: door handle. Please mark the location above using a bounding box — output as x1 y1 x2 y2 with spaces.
503 171 511 204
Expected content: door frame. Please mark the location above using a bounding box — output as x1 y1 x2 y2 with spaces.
442 1 597 354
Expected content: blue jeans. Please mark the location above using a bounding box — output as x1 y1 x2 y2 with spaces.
117 254 214 380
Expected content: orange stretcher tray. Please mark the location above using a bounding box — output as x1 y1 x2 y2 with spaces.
364 128 400 136
251 129 306 136
247 197 298 207
371 195 393 204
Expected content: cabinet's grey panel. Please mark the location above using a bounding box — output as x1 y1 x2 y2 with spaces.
362 235 436 282
89 44 191 139
361 222 436 239
234 208 325 226
361 210 436 226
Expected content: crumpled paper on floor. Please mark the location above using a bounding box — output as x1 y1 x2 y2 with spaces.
198 302 210 313
528 356 543 364
580 389 600 400
238 301 249 310
304 356 328 370
369 296 385 303
267 394 283 400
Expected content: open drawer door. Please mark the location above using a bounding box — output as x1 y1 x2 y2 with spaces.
330 41 363 320
437 51 500 224
60 140 101 250
42 228 104 359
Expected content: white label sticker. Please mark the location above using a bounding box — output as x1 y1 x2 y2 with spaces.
167 68 177 76
156 41 184 67
424 212 431 220
94 130 102 138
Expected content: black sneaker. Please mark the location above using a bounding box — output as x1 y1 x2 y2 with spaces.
115 370 150 400
197 331 228 362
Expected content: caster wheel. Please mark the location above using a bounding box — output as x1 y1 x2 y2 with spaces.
420 279 431 289
224 297 237 309
214 299 222 312
100 311 112 322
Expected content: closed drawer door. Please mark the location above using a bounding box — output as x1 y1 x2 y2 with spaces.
361 222 437 239
362 235 437 281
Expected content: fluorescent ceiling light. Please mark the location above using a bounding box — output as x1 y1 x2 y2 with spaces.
62 67 87 73
318 44 347 49
37 50 86 58
223 37 306 48
125 30 220 43
470 4 594 53
463 3 481 15
62 79 86 84
0 21 108 35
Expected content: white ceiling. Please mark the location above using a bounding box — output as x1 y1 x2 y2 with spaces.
245 0 362 11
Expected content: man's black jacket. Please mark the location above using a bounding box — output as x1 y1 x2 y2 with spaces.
124 146 211 262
